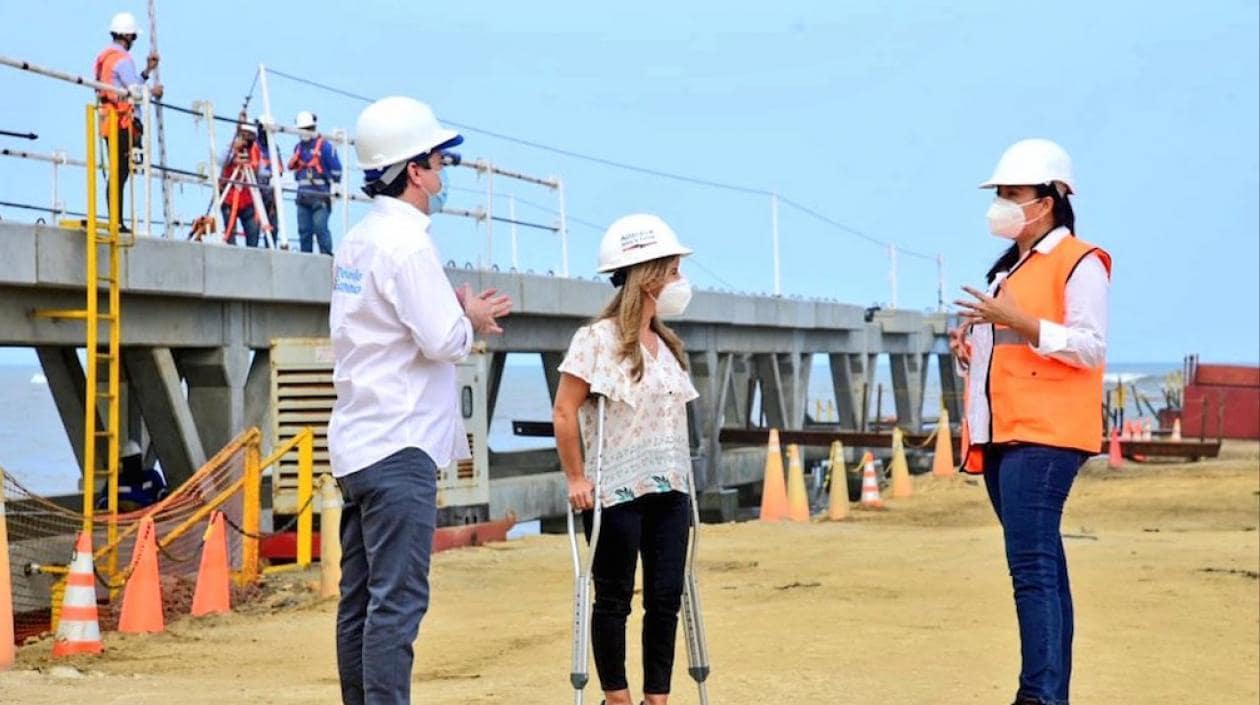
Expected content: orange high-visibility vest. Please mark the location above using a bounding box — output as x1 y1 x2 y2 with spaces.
961 235 1112 473
93 45 135 135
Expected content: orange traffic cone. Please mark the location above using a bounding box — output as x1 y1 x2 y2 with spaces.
931 408 955 477
118 516 164 634
889 428 913 499
858 453 884 509
191 512 231 617
785 444 810 522
1120 421 1133 442
759 429 789 522
1 471 15 669
52 531 104 657
1108 428 1124 470
1170 418 1182 442
826 441 849 521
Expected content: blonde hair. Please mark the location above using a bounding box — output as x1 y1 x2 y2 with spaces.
597 256 688 382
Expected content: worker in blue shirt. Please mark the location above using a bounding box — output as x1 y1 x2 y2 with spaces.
287 110 342 255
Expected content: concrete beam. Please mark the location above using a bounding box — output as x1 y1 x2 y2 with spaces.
35 346 102 474
540 352 565 406
889 353 927 431
829 353 875 431
937 353 964 422
243 349 272 454
123 348 207 485
180 345 251 457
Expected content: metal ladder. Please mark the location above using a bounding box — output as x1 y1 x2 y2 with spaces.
35 104 128 586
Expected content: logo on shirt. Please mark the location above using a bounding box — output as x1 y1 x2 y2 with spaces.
334 265 363 295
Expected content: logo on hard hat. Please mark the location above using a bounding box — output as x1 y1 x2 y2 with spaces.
620 229 658 252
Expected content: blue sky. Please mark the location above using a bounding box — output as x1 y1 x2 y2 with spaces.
1 0 1257 364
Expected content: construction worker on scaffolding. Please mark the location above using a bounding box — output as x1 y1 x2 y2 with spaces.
327 96 511 705
219 124 265 247
288 110 342 255
93 11 163 230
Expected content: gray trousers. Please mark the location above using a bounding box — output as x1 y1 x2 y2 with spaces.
335 447 437 705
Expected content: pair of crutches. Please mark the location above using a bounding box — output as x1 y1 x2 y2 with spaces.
567 394 711 704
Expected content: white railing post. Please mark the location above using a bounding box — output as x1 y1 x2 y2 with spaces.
889 244 899 310
936 253 945 312
509 194 519 271
141 85 153 237
556 177 569 278
200 100 224 235
257 64 289 249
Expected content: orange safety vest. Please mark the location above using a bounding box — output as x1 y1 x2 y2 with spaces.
93 45 135 134
960 235 1112 473
288 136 326 177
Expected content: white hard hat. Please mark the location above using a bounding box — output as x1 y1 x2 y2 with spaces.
239 122 258 134
109 12 141 36
295 111 317 130
597 214 693 273
122 440 142 457
980 138 1075 195
354 96 463 174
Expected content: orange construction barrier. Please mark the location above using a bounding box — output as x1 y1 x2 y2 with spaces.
858 452 884 509
1 471 15 669
1108 428 1124 470
191 512 231 617
785 444 810 522
52 531 104 657
826 441 849 521
759 429 789 522
118 516 164 634
889 428 913 499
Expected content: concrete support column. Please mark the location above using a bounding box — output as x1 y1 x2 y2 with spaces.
178 345 250 460
36 346 102 475
487 352 508 427
243 349 272 453
890 352 927 431
829 352 874 430
540 352 565 406
725 354 753 428
123 347 207 486
937 353 964 422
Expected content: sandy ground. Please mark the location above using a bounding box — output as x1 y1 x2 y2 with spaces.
3 444 1257 705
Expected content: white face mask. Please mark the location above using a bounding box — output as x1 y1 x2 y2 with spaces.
652 278 692 317
986 196 1048 240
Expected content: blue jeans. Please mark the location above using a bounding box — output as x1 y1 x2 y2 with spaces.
335 447 437 705
297 199 333 254
221 202 261 247
984 445 1086 705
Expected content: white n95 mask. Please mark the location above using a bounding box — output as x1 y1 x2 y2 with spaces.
654 278 692 317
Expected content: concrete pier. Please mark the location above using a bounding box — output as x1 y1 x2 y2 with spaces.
0 222 961 520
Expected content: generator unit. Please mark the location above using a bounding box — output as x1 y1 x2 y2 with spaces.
268 338 490 526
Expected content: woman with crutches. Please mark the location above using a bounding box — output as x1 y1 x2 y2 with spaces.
554 213 709 705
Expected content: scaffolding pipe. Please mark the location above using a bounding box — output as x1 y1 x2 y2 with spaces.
0 54 127 96
257 65 290 248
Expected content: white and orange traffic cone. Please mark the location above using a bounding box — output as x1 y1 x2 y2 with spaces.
1170 418 1182 442
858 453 884 509
52 531 104 657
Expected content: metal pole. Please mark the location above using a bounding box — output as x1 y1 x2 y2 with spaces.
485 161 494 268
556 177 569 277
889 244 898 310
202 101 224 233
771 191 781 297
142 86 153 237
146 0 174 237
509 194 519 270
50 151 63 220
257 65 289 249
936 253 945 312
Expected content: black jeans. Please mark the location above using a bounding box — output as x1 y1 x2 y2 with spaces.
583 490 690 695
335 447 438 705
104 123 136 223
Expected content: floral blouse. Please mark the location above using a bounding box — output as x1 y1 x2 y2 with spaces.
558 318 700 508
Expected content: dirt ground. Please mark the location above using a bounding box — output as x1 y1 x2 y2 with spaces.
3 444 1257 705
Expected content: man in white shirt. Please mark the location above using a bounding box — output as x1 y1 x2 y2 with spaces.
329 96 511 705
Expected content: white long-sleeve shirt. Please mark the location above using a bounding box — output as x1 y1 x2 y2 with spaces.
963 227 1110 444
328 196 473 477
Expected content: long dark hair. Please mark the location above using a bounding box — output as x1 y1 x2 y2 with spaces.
985 185 1076 283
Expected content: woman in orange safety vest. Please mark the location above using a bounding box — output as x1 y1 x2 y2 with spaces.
952 138 1111 705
